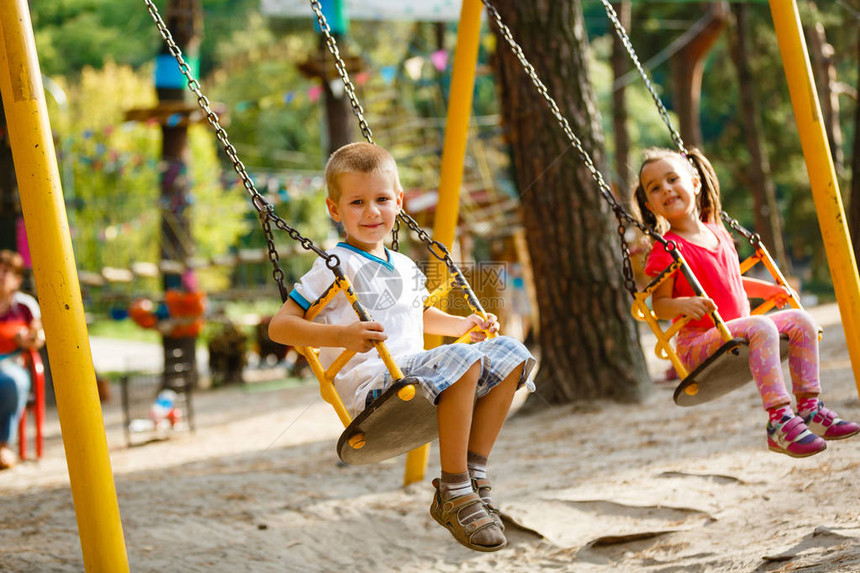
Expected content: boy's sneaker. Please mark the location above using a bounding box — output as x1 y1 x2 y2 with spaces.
767 415 827 458
801 402 860 440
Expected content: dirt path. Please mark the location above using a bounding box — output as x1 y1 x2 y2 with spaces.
1 303 859 572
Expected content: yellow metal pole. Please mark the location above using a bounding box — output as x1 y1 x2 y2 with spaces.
0 3 130 571
768 0 860 395
404 0 484 487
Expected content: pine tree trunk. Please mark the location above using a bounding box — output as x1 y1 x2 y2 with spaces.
729 4 789 272
490 0 650 404
669 2 729 148
611 1 633 201
851 38 860 265
804 11 844 173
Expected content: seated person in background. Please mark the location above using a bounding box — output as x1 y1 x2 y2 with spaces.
0 250 44 469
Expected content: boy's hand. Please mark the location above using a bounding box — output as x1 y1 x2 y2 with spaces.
676 297 717 321
463 313 499 342
339 321 387 353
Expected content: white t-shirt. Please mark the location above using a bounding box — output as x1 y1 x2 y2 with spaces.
289 243 429 414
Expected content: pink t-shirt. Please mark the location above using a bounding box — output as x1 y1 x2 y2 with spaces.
644 223 750 329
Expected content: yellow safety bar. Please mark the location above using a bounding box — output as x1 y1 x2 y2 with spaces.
298 269 495 451
632 244 799 376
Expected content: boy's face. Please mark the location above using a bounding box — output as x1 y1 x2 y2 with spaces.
326 170 403 254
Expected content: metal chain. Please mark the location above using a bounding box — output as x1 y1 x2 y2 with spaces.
143 0 340 301
482 0 671 295
596 0 688 155
310 0 481 273
721 211 761 248
308 0 374 144
391 218 400 252
598 0 762 242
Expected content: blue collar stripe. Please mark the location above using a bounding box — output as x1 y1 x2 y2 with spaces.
336 242 395 271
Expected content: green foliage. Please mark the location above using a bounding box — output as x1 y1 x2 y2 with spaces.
49 63 250 292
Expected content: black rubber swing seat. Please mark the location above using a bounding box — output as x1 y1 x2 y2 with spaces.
674 334 790 407
337 376 439 465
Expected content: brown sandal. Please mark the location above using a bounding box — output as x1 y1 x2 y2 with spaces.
472 477 504 531
430 479 506 552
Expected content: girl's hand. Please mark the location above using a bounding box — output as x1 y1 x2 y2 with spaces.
463 313 499 342
773 285 797 309
676 297 717 321
338 321 387 353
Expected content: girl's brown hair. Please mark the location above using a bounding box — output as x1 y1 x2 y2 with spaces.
631 147 723 234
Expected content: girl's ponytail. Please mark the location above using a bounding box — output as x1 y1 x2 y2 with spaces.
685 148 723 226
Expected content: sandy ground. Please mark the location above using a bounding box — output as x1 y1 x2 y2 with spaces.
1 303 860 572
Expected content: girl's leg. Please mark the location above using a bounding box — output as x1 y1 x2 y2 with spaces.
767 309 820 397
0 363 29 445
0 363 30 469
769 310 860 439
678 316 791 410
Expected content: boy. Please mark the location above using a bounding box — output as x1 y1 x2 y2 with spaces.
269 142 535 552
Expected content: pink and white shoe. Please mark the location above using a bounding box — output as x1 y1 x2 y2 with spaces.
802 402 860 440
767 415 827 458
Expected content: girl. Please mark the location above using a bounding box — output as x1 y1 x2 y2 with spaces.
634 148 858 458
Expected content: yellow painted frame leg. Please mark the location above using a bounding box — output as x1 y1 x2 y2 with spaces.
404 0 485 487
769 0 860 396
0 3 129 571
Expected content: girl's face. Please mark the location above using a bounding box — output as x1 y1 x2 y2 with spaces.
640 156 701 225
326 170 403 254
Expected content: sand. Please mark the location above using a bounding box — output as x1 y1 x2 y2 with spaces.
1 302 859 572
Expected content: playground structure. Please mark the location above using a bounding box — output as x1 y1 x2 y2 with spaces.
1 0 859 571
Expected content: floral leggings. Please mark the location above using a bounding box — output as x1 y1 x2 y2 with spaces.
675 309 820 410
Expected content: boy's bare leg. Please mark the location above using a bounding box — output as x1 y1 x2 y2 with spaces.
468 364 524 457
436 360 482 473
432 361 505 550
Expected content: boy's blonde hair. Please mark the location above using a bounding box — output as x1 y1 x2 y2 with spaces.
324 142 402 201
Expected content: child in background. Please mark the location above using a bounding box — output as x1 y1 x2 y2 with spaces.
269 142 535 552
633 147 858 458
0 250 44 470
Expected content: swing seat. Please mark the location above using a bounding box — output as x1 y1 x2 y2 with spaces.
337 376 438 465
674 334 790 406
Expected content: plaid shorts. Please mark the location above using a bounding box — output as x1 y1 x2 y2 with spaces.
362 335 536 410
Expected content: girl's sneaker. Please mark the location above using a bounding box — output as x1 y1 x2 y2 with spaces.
767 415 826 458
801 402 860 440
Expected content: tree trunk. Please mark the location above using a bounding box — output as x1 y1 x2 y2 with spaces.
159 0 201 384
669 2 729 148
851 38 860 265
321 35 354 155
611 1 633 201
804 9 844 173
728 4 790 273
491 0 651 405
0 93 19 252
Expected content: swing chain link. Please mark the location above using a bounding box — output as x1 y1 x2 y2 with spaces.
482 0 670 297
308 0 374 144
721 211 762 248
143 0 341 301
311 0 480 273
391 218 400 252
597 0 688 155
